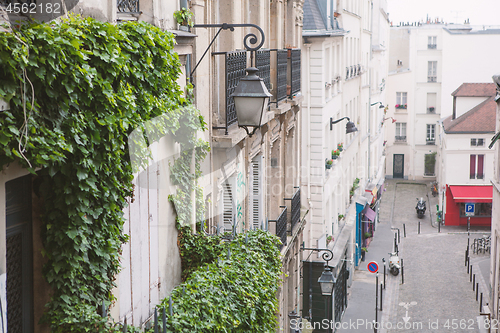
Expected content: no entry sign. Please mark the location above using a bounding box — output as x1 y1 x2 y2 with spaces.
367 261 379 273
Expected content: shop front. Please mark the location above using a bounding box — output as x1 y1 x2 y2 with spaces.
445 185 493 226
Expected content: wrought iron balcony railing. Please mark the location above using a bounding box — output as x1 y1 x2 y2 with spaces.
428 44 437 49
289 49 301 97
284 187 300 234
117 0 139 13
212 48 300 134
426 139 435 145
270 206 288 250
276 49 288 103
428 76 437 83
395 135 407 142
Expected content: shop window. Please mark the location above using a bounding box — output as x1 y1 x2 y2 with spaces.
459 203 492 217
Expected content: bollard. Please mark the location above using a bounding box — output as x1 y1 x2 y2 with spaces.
476 283 479 301
394 235 397 253
418 221 420 234
122 317 127 333
473 274 476 291
470 265 473 282
398 229 400 243
438 220 440 233
465 249 468 267
383 260 386 289
380 283 383 311
162 307 166 333
480 293 483 312
401 258 404 284
403 223 406 237
169 296 173 316
467 257 470 273
154 308 158 333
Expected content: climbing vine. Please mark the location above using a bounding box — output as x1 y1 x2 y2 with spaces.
0 16 207 332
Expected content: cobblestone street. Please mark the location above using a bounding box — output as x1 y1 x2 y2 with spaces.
340 180 491 333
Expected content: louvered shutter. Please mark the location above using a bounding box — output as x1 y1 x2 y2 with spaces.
223 181 234 232
250 156 262 229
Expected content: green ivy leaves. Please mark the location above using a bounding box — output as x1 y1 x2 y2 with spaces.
0 15 205 332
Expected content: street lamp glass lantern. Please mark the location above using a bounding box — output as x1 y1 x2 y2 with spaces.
318 266 336 296
231 67 272 136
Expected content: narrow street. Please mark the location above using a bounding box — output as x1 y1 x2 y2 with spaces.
338 180 490 332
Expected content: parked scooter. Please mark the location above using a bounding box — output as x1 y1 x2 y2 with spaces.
388 252 400 276
415 197 426 218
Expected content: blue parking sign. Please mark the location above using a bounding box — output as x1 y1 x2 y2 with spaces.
465 203 475 217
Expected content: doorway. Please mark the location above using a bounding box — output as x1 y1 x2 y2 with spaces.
393 154 404 178
5 175 33 333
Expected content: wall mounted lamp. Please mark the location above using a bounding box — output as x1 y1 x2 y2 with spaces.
330 116 358 133
371 101 385 108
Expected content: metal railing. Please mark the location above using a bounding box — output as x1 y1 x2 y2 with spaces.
289 49 301 97
270 206 288 250
256 49 271 93
428 44 437 49
117 0 139 13
395 136 407 142
426 139 435 145
284 187 300 234
428 76 437 83
276 49 288 103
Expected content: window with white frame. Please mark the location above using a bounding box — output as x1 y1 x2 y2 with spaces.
471 138 485 147
428 61 437 82
428 36 437 49
396 92 407 108
395 122 407 141
249 155 264 229
426 124 435 144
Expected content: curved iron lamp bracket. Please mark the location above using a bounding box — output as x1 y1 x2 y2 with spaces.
301 243 334 266
189 23 265 82
330 116 350 131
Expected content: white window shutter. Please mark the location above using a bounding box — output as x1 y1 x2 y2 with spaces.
250 156 263 229
222 181 234 232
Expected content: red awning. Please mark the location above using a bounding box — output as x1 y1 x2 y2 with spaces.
449 185 493 203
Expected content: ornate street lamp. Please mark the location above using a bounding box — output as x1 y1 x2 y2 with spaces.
330 116 358 133
371 101 385 108
318 265 336 296
231 67 272 136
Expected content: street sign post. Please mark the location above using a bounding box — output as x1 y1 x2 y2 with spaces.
465 203 475 217
368 261 379 273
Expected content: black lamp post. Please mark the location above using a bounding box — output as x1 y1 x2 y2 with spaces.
231 67 272 136
302 244 335 332
330 116 358 133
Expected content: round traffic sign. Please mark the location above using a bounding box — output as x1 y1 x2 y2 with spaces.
367 261 379 273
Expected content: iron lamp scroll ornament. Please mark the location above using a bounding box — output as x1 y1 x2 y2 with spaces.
330 116 358 133
371 101 385 108
301 244 336 295
191 23 270 137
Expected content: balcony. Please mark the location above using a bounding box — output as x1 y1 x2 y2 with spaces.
117 0 139 12
270 206 288 250
395 136 407 142
345 64 362 80
395 104 407 110
426 139 435 145
285 187 300 234
428 44 437 49
427 107 436 114
213 48 300 134
428 76 437 83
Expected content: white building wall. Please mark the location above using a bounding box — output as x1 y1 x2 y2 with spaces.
455 96 490 118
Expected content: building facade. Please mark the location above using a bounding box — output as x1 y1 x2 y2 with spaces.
300 0 389 327
385 23 500 182
438 83 495 227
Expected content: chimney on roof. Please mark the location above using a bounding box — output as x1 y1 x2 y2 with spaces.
452 96 456 120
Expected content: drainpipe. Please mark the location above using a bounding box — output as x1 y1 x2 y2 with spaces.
180 0 187 9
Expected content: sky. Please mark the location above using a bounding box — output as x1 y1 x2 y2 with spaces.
386 0 500 26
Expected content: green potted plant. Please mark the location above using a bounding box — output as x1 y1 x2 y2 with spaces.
174 7 194 30
331 149 340 159
361 247 368 261
364 232 372 238
337 142 344 152
327 235 333 244
325 158 333 169
338 214 344 221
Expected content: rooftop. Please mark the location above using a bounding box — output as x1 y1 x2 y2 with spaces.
451 83 497 97
443 96 496 134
